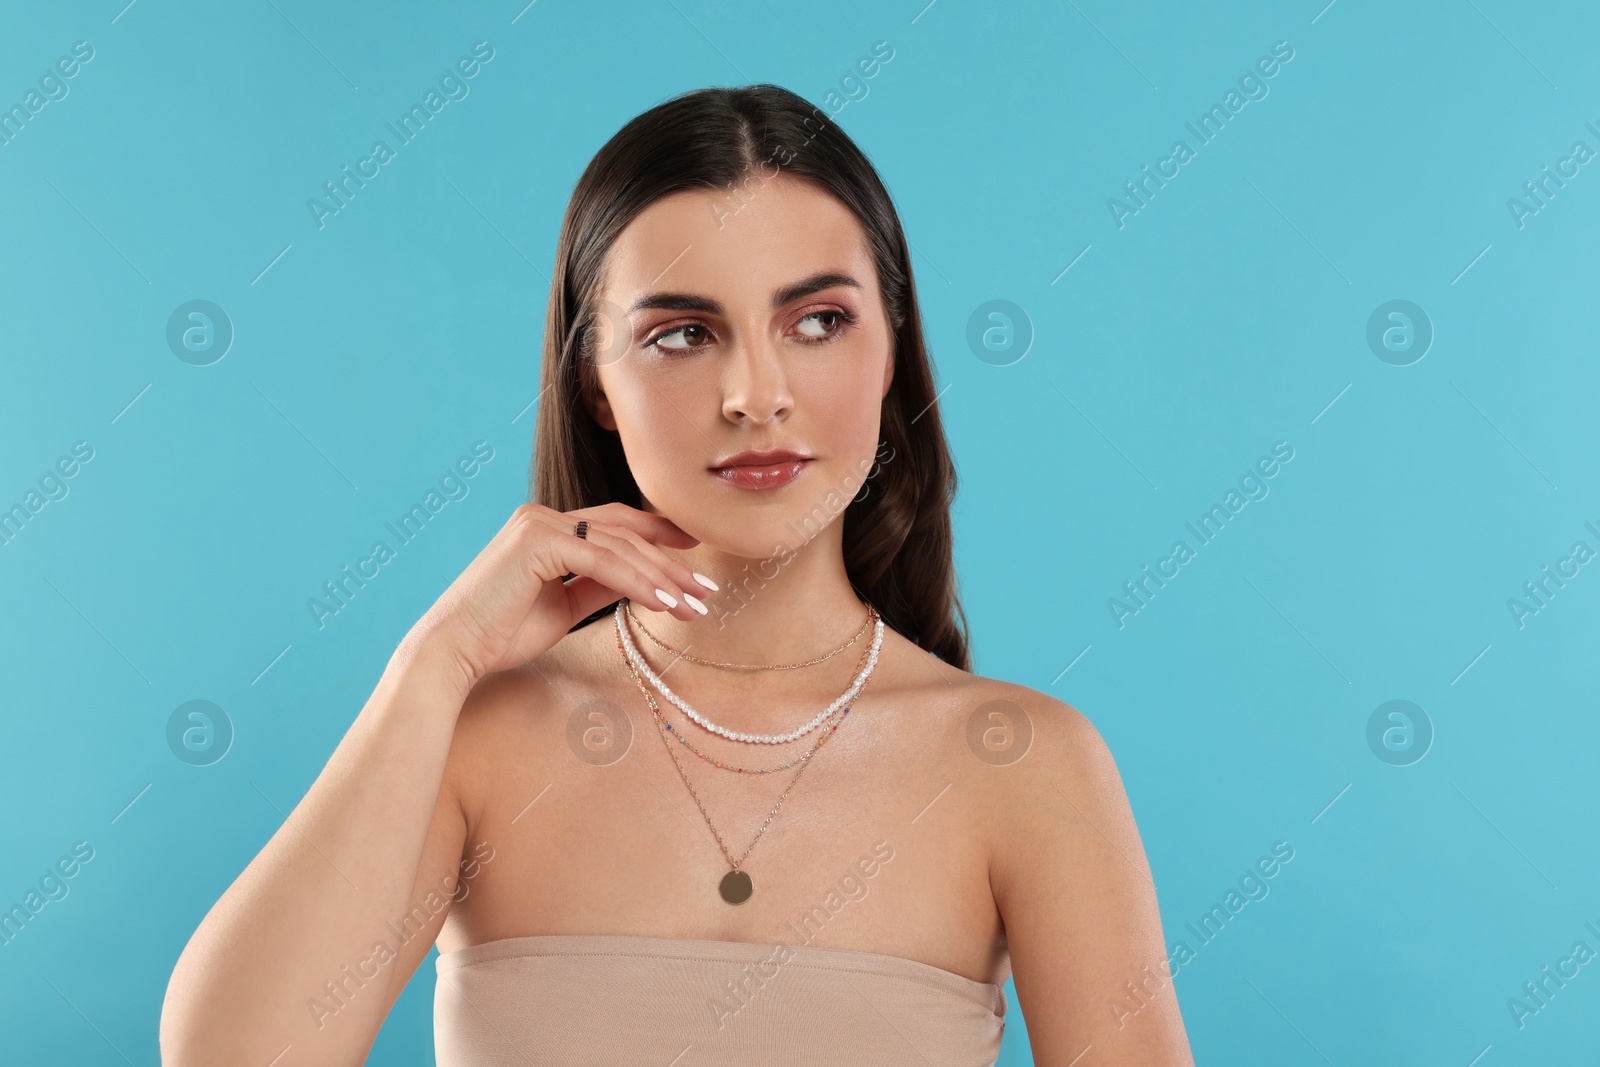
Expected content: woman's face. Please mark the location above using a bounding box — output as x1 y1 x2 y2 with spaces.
587 173 895 558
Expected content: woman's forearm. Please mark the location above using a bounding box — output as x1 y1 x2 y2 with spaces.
159 639 472 1067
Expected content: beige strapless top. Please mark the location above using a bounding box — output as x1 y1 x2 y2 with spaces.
433 933 1007 1065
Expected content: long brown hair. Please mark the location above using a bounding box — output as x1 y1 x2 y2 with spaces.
531 84 970 672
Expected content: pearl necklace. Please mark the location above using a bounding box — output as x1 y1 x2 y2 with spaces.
613 600 884 745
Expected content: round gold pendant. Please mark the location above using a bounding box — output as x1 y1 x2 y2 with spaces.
719 869 753 905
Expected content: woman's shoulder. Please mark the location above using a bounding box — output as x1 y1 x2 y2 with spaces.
957 673 1106 763
882 647 1133 899
886 654 1115 835
880 628 1107 771
455 615 615 723
440 619 616 805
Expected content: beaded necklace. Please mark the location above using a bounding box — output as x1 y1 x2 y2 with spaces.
610 602 874 904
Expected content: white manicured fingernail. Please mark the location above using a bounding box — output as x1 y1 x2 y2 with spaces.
683 593 708 615
692 571 719 591
654 587 678 608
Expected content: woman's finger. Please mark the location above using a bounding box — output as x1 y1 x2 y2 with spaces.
565 521 704 619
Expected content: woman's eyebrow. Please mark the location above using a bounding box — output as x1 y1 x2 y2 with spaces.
627 271 861 316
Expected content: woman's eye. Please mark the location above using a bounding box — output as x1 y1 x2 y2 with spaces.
652 324 708 351
647 312 852 352
796 310 848 341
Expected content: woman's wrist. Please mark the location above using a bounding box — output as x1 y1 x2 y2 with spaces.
386 625 478 708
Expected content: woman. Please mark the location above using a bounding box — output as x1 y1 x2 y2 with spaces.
161 84 1194 1066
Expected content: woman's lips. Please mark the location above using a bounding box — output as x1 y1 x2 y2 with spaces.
710 458 813 490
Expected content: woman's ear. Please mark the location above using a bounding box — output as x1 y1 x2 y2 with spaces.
581 368 619 431
880 342 895 399
586 383 619 431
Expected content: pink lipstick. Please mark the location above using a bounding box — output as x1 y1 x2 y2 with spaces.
709 449 814 491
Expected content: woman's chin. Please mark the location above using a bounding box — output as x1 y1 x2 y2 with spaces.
668 515 816 563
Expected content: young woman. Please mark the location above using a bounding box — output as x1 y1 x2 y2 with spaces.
161 84 1194 1066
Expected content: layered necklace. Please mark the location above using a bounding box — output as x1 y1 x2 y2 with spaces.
612 599 882 905
619 600 884 743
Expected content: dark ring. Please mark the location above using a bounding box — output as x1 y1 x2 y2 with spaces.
574 520 589 539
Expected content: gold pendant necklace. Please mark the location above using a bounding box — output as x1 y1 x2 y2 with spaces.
613 610 874 904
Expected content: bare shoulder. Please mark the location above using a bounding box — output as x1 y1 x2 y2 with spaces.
949 672 1194 1062
449 644 569 750
966 675 1105 754
869 629 1109 780
934 667 1116 802
440 620 609 838
875 633 1121 839
936 670 1138 891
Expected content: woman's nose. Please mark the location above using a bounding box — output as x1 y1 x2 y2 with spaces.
720 336 794 424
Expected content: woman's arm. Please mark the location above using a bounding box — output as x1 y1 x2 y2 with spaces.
158 639 473 1067
159 502 707 1066
989 691 1195 1066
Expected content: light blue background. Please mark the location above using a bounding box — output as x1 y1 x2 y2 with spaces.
3 0 1597 1063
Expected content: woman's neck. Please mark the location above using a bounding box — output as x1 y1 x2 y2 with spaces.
641 534 870 670
612 551 881 739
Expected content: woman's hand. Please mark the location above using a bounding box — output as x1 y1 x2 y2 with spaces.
400 502 712 691
164 505 704 1066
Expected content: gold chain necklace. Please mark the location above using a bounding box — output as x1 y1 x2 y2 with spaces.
624 598 875 670
617 601 883 745
618 625 871 775
613 611 871 904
